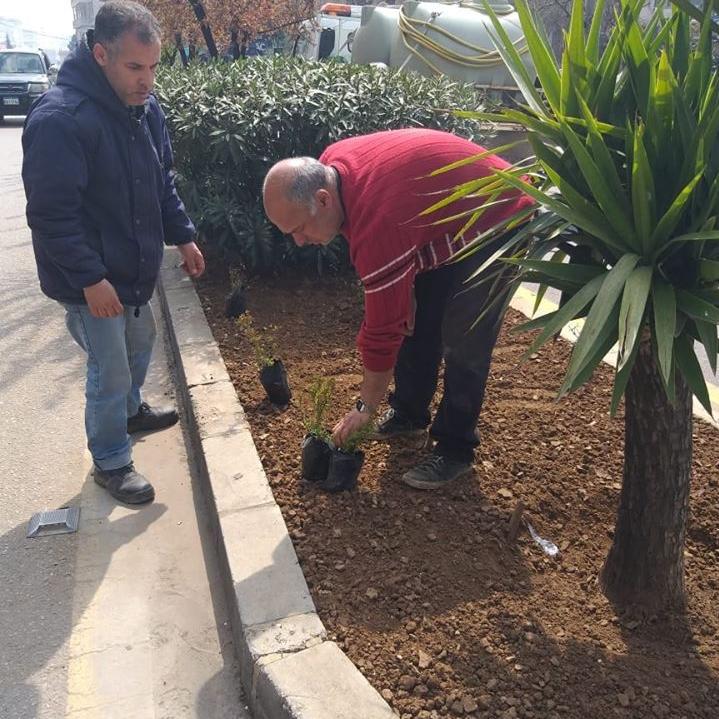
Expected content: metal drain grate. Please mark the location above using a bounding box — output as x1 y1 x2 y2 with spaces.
26 507 80 538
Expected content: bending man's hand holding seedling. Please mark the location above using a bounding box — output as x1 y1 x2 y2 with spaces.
331 368 393 446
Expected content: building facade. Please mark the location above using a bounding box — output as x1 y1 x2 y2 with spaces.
0 17 23 49
71 0 105 41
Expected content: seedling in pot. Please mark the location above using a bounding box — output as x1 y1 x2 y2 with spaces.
236 312 291 407
300 377 334 483
321 420 374 494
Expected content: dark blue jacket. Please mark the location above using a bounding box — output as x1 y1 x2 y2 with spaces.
22 38 195 306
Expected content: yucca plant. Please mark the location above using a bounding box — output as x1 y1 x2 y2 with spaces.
432 0 719 612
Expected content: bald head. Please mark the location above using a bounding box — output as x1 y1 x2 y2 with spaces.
263 157 344 247
263 157 333 210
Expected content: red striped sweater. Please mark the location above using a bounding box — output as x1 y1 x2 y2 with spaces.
319 129 534 372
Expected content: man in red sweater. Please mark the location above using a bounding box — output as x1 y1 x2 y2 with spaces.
263 129 533 489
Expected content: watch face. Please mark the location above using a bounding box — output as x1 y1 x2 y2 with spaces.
356 399 376 415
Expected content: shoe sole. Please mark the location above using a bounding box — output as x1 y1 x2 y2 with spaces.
401 465 473 490
94 474 155 505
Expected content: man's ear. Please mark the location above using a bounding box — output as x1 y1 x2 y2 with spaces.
93 43 109 67
316 189 330 208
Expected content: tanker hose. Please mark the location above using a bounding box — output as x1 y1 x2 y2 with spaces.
398 1 529 75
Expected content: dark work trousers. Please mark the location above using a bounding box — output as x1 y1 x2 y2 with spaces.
389 233 517 463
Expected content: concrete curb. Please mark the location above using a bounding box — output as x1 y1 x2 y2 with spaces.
157 248 395 719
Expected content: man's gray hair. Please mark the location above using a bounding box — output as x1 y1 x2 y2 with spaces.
281 158 333 209
94 1 162 47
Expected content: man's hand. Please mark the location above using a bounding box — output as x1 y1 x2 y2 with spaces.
178 241 205 277
332 407 373 448
83 279 123 318
330 368 393 446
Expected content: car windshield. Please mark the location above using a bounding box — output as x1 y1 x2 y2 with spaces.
0 53 44 74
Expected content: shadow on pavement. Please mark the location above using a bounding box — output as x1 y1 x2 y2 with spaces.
0 479 166 719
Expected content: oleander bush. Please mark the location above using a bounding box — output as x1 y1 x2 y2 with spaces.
156 56 489 274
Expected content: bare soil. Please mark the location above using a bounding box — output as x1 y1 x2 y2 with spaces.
196 259 719 719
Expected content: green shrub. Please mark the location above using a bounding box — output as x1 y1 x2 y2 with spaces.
156 56 489 275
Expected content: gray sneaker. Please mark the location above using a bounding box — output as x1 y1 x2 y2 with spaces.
401 455 472 490
373 407 427 440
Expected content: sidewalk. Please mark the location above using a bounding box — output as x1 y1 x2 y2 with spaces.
1 288 248 718
59 309 249 718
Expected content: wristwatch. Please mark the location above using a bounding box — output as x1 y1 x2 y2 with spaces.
355 398 376 415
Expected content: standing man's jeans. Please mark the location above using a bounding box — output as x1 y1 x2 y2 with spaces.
62 303 156 471
389 233 517 463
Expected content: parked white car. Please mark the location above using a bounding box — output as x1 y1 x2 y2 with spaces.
0 48 56 121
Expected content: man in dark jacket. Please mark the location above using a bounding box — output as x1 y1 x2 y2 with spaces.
22 1 204 504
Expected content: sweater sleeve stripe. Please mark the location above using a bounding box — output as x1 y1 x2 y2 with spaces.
360 245 416 283
364 264 415 295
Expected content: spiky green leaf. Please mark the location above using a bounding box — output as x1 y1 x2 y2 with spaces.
652 279 677 386
561 253 640 391
695 319 718 374
675 334 713 415
617 265 653 370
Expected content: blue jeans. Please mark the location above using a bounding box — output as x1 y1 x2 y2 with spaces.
63 303 157 471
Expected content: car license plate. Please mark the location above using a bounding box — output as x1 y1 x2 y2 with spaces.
3 97 19 106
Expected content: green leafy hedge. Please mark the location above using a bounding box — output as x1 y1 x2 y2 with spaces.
156 57 488 275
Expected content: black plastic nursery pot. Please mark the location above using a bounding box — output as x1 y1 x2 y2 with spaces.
224 285 247 318
320 448 364 493
301 433 331 483
259 359 291 406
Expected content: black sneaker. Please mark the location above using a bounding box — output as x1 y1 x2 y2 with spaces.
94 463 155 504
401 455 472 490
372 407 426 440
127 402 179 434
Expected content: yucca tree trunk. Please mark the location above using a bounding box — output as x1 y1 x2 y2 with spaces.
600 338 692 613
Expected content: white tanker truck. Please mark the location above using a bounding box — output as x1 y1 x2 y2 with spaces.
299 2 535 95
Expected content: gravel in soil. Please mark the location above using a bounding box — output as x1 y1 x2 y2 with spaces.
196 261 719 719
